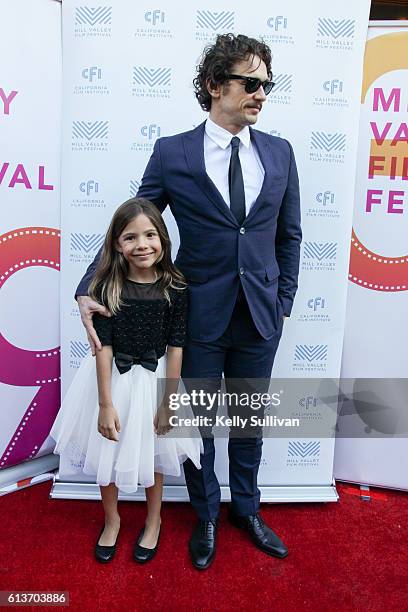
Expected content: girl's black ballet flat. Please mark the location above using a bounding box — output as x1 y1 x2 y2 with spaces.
94 527 119 563
133 526 161 563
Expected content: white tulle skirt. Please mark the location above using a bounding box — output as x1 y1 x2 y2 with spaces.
50 353 202 493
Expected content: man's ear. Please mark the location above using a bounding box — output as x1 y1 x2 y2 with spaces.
206 77 221 100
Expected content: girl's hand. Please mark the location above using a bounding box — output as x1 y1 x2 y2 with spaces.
154 402 173 436
98 404 121 441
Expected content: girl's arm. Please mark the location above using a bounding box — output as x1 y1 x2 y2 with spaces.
95 346 121 441
164 345 183 404
154 345 182 435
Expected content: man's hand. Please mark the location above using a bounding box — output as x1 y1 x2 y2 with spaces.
77 295 111 355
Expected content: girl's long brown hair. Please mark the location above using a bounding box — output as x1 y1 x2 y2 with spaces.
89 198 186 314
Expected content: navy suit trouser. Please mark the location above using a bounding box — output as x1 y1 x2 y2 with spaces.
181 289 283 520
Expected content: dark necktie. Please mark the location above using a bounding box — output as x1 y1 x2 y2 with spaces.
228 136 246 225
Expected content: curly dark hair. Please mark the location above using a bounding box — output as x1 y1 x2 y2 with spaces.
193 33 272 112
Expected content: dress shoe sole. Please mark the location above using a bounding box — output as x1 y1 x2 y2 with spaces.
228 515 288 559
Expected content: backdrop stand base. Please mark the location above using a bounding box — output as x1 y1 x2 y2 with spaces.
50 474 338 503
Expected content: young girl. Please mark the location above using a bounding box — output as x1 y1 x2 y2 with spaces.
50 198 202 564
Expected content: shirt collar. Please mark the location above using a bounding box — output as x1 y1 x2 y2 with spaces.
205 116 250 149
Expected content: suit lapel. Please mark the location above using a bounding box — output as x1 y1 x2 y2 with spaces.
244 128 271 223
183 122 237 226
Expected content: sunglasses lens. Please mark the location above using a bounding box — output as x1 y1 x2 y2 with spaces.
263 81 274 95
245 79 260 94
245 79 274 95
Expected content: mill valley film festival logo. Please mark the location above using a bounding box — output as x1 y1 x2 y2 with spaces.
260 15 294 46
310 131 346 164
71 180 106 209
293 345 328 373
132 66 171 99
70 233 104 264
267 74 293 106
313 78 349 109
131 124 161 153
286 441 320 468
306 190 340 219
75 6 112 38
72 121 109 152
297 296 331 324
74 66 110 96
130 179 141 197
195 10 234 41
134 9 172 39
316 18 355 51
302 242 338 272
70 340 90 369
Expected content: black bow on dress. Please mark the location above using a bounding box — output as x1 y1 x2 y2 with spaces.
114 349 158 374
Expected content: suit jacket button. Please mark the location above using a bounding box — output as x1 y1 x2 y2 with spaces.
239 227 245 235
239 267 245 275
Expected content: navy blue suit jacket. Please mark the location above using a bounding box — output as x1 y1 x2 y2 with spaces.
76 121 302 343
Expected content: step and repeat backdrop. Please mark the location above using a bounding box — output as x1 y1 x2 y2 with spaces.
57 0 370 497
0 0 62 478
336 25 408 491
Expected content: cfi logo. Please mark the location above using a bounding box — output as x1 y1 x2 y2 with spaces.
72 121 108 140
316 191 335 206
141 124 160 139
196 10 234 31
70 340 90 360
144 9 165 25
272 74 293 93
82 67 102 82
133 67 171 88
79 180 99 196
70 233 104 253
288 441 320 457
311 132 346 152
307 297 326 311
299 396 318 409
323 79 343 94
75 6 112 26
304 242 337 261
317 18 355 39
267 16 288 31
130 179 141 197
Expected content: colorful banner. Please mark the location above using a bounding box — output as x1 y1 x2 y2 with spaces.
57 0 370 498
0 0 62 472
336 25 408 491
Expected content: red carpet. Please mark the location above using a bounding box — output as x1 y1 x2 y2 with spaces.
0 480 407 612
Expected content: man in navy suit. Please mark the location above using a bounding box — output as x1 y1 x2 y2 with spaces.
77 34 301 569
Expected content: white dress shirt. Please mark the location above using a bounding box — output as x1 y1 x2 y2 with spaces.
204 116 265 215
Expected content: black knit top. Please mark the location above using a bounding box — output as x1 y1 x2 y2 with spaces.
93 278 188 358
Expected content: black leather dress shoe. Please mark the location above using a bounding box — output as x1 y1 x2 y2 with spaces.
189 519 218 570
228 509 288 558
133 526 161 563
94 527 119 563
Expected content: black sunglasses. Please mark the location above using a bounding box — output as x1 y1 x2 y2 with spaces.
226 74 275 95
